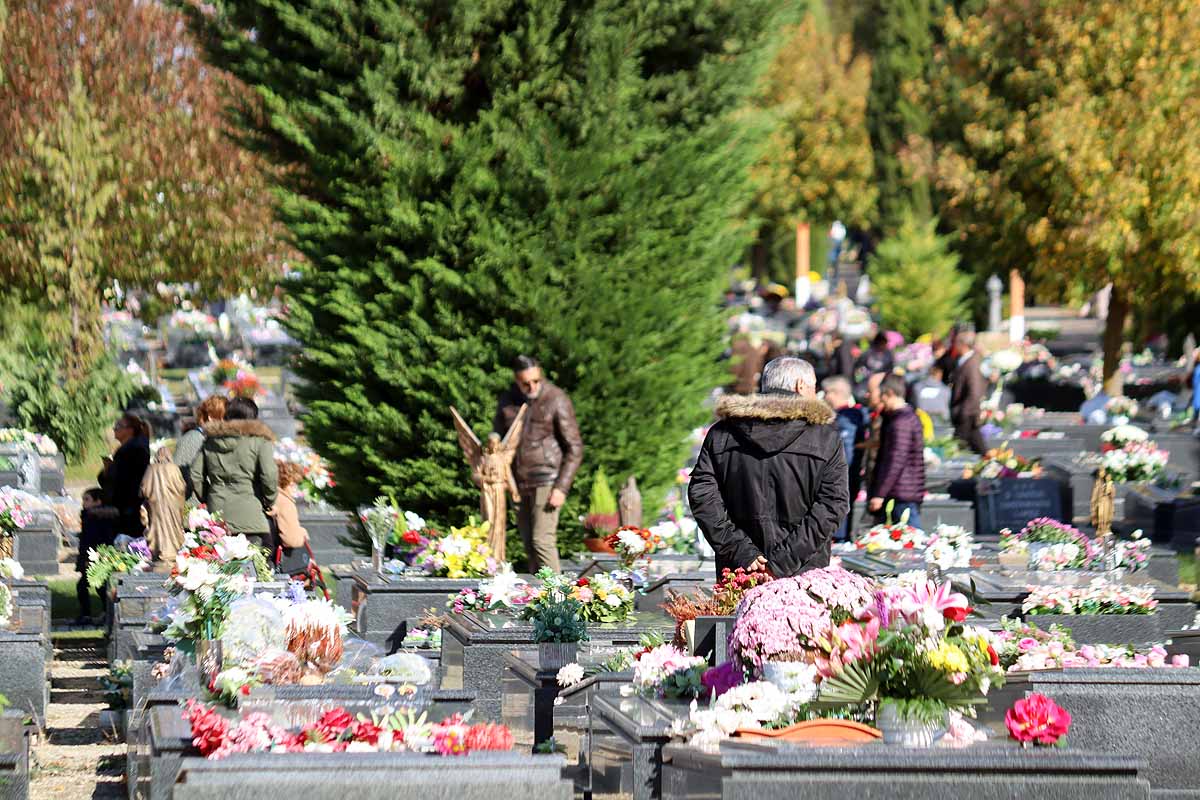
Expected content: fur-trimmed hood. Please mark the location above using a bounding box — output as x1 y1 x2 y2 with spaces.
716 394 836 425
201 419 275 441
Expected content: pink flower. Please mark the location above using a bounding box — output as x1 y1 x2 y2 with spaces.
1172 655 1190 667
1006 693 1071 745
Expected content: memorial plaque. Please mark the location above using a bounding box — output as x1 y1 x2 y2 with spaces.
974 477 1064 537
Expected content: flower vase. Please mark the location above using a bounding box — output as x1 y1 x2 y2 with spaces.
875 702 946 747
538 642 578 671
195 638 224 688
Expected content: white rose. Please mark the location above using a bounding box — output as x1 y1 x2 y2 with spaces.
604 594 622 608
215 535 251 561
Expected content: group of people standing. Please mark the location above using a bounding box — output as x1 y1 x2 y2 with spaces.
690 328 989 582
74 395 310 623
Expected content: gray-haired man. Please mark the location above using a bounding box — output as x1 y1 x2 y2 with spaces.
689 357 849 578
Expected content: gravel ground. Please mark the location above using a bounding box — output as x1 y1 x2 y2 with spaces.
30 639 125 799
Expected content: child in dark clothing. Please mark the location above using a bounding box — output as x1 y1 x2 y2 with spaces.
76 487 117 624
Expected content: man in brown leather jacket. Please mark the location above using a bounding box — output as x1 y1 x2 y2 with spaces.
493 355 584 572
949 330 988 454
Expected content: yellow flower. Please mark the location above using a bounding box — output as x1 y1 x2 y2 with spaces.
927 642 970 674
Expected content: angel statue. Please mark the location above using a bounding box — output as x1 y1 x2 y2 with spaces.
450 404 527 561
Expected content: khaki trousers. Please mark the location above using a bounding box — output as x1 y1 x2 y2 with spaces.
517 485 561 573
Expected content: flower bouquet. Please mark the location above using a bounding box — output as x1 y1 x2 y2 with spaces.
648 513 701 555
856 509 928 553
604 526 659 570
963 447 1042 480
412 519 497 579
0 489 33 558
1001 518 1098 570
86 538 152 590
168 309 219 340
447 569 537 615
1101 441 1168 483
924 524 974 571
359 496 428 568
1100 424 1149 451
274 438 335 504
182 700 515 758
630 644 707 699
1105 395 1139 423
1022 580 1157 616
525 568 635 624
817 580 1004 736
1006 693 1071 747
0 428 59 456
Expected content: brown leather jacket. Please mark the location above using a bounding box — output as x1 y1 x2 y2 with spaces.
950 352 987 425
493 381 584 494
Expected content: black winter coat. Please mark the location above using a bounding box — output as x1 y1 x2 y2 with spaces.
868 405 926 503
689 394 849 579
100 435 150 537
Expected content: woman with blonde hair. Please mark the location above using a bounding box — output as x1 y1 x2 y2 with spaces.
176 395 227 499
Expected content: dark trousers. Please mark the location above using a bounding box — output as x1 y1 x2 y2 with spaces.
76 575 107 620
955 416 987 455
873 501 921 531
836 475 862 542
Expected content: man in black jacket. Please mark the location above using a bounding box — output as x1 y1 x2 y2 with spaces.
689 358 849 578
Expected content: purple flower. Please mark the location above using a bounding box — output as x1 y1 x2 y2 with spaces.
283 581 307 604
127 538 152 560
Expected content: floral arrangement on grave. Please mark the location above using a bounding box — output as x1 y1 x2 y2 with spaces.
0 490 33 559
924 525 974 571
648 508 701 555
401 627 441 650
582 467 620 540
412 518 497 579
895 342 933 375
1104 395 1139 422
183 701 515 758
1109 531 1151 572
86 537 152 590
168 309 219 340
371 652 434 685
213 358 263 399
855 503 927 552
0 428 59 456
525 567 635 624
274 438 335 505
630 643 708 699
447 568 538 615
1022 580 1157 616
661 567 773 647
1100 440 1168 483
359 495 428 566
1000 518 1098 571
817 580 1005 728
993 617 1187 671
728 567 876 679
1006 693 1071 747
604 525 659 570
1100 424 1149 451
163 507 273 645
988 348 1024 376
123 361 163 407
671 680 798 752
963 446 1042 480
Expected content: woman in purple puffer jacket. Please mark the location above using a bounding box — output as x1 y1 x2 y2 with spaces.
868 374 927 529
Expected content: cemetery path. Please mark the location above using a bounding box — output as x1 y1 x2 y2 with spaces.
30 639 124 799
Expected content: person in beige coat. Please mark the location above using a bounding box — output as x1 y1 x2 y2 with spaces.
270 460 309 550
141 445 187 563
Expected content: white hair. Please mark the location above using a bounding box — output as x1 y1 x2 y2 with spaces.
760 357 816 394
821 375 852 395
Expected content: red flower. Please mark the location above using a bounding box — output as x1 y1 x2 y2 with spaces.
315 707 354 741
240 684 250 695
890 530 903 541
942 605 972 623
402 530 422 545
576 578 590 587
182 698 229 757
351 720 382 746
465 723 514 752
987 644 1000 667
1006 693 1071 745
902 541 915 550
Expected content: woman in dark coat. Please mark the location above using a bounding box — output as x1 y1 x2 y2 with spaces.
99 413 152 538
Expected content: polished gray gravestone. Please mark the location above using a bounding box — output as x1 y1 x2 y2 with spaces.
661 739 1150 800
552 670 634 796
1123 484 1200 551
0 710 32 800
107 572 169 662
295 505 361 566
12 519 61 576
590 693 696 800
1000 668 1200 797
38 454 65 496
0 626 47 725
1023 612 1167 646
352 573 482 652
441 611 675 723
691 616 736 666
637 573 713 614
171 752 573 800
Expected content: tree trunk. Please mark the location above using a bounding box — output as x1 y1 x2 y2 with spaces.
1102 283 1131 397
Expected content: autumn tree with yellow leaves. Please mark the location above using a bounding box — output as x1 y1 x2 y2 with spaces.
918 0 1200 394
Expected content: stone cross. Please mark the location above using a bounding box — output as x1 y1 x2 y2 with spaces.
618 476 642 528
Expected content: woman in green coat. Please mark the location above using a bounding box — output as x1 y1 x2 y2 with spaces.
189 396 278 547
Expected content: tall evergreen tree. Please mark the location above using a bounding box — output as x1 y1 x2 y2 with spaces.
182 1 793 548
866 0 943 234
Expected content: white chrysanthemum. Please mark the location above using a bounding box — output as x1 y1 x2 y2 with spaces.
556 662 585 688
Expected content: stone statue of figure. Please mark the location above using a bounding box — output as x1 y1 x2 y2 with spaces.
141 445 187 563
451 404 527 561
618 476 643 528
1091 466 1115 538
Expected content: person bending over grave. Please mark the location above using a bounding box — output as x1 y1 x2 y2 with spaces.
689 357 849 579
493 355 584 573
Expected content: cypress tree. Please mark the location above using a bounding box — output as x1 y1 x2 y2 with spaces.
182 1 793 551
866 0 943 234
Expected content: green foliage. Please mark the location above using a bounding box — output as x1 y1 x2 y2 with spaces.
866 0 944 234
869 215 968 339
181 0 794 544
86 545 144 591
530 599 589 644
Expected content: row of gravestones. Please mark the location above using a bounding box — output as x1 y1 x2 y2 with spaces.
0 578 52 800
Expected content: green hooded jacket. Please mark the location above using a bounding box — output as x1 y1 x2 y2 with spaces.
189 419 278 534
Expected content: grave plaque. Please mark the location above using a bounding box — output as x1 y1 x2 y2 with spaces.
975 477 1064 537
